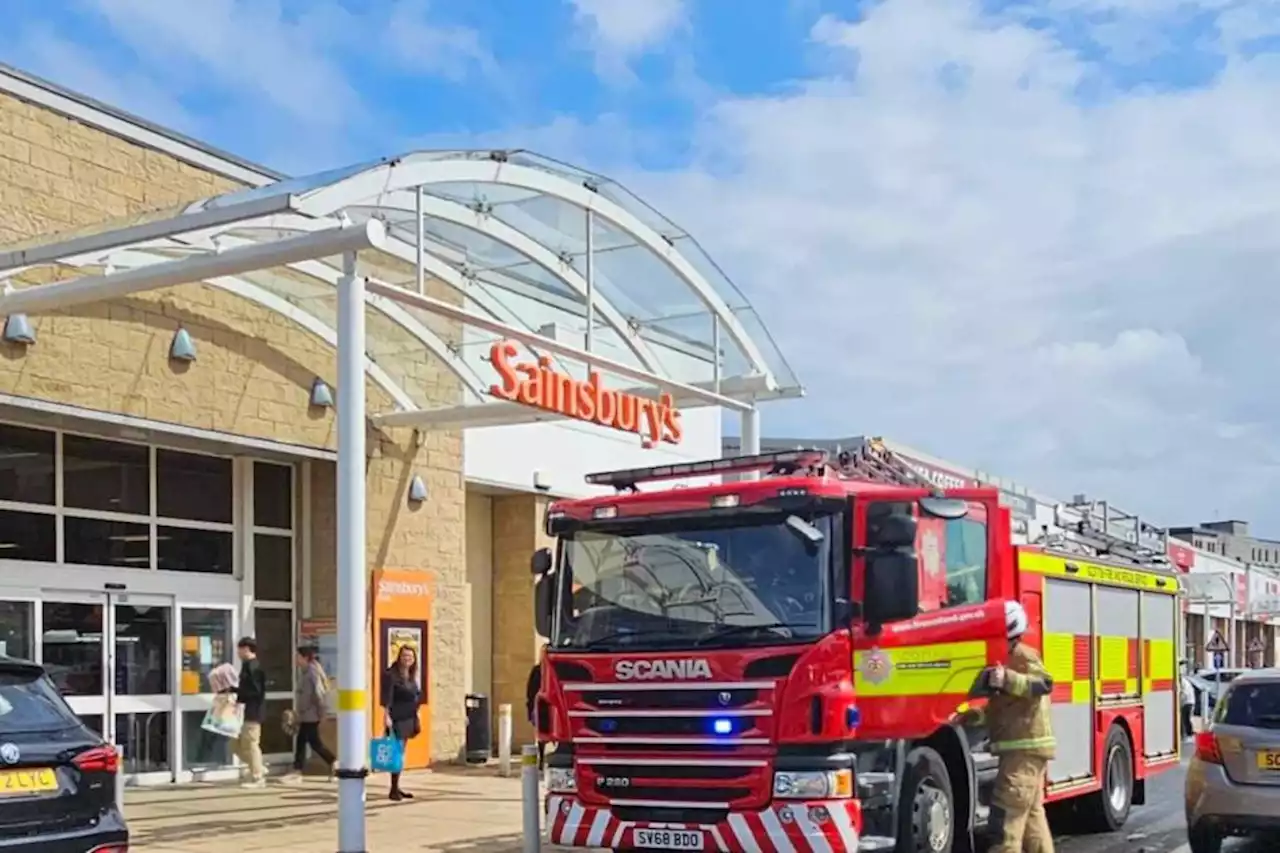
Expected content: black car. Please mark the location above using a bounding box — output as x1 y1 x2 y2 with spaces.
0 658 128 852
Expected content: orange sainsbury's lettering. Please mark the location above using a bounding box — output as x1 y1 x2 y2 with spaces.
488 340 682 446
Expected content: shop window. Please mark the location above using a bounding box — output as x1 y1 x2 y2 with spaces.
0 510 55 563
157 449 233 524
0 601 33 660
62 435 149 515
0 424 54 505
64 518 150 567
261 699 295 755
253 535 293 603
157 526 234 574
253 462 292 530
253 608 294 693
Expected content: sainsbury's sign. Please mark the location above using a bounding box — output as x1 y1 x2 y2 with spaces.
489 340 683 446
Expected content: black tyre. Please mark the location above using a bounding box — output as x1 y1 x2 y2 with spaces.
1187 824 1223 853
896 745 955 853
1079 725 1134 832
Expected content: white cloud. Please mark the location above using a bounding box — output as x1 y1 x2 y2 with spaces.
568 0 687 83
577 0 1280 528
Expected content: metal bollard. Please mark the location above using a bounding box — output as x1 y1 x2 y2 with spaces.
114 743 126 819
498 704 513 777
521 744 541 853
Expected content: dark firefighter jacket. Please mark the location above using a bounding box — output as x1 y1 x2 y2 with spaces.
973 641 1056 758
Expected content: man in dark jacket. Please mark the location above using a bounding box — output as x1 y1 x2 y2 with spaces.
233 637 268 787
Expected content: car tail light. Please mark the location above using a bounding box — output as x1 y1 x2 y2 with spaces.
73 745 120 773
87 845 128 853
1194 731 1223 764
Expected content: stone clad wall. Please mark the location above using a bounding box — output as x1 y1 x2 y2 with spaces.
0 89 469 761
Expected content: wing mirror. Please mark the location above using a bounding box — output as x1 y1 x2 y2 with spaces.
531 547 552 576
534 574 554 638
863 550 920 627
866 510 917 549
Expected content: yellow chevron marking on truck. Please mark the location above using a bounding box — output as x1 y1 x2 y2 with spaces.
1020 551 1180 594
854 640 989 697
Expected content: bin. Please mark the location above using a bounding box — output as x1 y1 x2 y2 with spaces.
465 693 491 764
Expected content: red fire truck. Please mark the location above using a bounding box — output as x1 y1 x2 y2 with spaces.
530 443 1182 853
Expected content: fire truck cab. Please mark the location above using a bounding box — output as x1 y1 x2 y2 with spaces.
530 446 1181 853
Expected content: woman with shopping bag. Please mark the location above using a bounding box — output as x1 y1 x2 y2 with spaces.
378 644 422 801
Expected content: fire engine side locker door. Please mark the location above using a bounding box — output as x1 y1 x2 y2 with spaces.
1029 562 1096 786
1140 589 1178 759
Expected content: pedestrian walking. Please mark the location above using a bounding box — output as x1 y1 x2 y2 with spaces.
280 645 336 783
1181 661 1196 738
977 601 1056 853
232 637 268 788
380 644 423 801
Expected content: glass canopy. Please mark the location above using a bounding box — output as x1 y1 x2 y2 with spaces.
0 149 802 423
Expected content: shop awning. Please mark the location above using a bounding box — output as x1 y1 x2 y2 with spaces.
0 150 803 429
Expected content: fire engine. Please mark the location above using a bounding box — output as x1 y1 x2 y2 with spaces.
529 443 1182 853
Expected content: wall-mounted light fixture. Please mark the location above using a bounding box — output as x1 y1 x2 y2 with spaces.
309 377 334 409
169 326 197 362
2 314 34 345
407 474 428 504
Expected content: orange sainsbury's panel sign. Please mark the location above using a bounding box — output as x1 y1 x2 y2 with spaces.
489 340 683 446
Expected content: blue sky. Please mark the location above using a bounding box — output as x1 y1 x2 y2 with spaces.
6 0 1280 528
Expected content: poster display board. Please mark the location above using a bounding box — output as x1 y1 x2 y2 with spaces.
371 569 435 769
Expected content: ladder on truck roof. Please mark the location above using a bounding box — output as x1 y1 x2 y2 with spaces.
584 439 939 492
1036 498 1171 567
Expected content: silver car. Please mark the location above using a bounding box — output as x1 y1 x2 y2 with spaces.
1186 668 1280 852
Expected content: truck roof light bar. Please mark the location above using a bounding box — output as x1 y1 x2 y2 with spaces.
584 449 830 491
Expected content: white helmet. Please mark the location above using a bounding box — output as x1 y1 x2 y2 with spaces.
1005 600 1029 639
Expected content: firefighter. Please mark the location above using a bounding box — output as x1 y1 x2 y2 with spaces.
982 600 1056 853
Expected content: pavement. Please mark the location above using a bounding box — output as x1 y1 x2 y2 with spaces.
125 766 540 853
120 754 1266 853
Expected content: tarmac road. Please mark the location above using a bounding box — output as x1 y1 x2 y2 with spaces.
1010 754 1270 853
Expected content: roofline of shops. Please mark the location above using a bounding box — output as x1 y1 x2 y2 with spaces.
0 63 280 187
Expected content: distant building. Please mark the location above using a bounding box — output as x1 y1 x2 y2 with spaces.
1169 520 1280 568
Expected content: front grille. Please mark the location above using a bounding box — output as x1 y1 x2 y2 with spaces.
583 716 762 737
602 784 752 802
589 763 751 781
581 688 760 710
613 806 729 824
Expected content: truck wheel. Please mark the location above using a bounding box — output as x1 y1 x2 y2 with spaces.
1079 725 1134 832
896 745 954 853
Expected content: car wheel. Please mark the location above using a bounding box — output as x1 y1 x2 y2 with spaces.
896 746 954 853
1078 725 1134 832
1188 824 1223 853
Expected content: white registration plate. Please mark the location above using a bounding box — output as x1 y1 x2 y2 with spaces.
633 829 705 850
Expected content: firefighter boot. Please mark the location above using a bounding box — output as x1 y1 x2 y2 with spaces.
987 754 1055 853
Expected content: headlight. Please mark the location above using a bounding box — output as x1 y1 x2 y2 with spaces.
773 769 853 800
544 767 577 793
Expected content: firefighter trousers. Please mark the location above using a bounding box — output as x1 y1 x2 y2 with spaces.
988 752 1053 853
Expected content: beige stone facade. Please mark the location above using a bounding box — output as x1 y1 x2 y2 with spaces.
0 89 469 760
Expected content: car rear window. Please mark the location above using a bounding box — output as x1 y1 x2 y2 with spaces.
0 669 81 733
1221 682 1280 727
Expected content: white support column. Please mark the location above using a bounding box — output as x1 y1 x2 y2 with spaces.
416 186 426 295
739 405 761 481
585 208 595 355
335 252 369 853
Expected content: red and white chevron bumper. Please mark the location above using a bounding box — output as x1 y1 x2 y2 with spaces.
545 795 862 852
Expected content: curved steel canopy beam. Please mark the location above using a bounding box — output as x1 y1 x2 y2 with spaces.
356 193 665 374
292 158 775 387
80 246 458 412
219 215 581 381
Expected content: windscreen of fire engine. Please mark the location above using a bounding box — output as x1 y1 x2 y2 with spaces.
553 512 836 651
